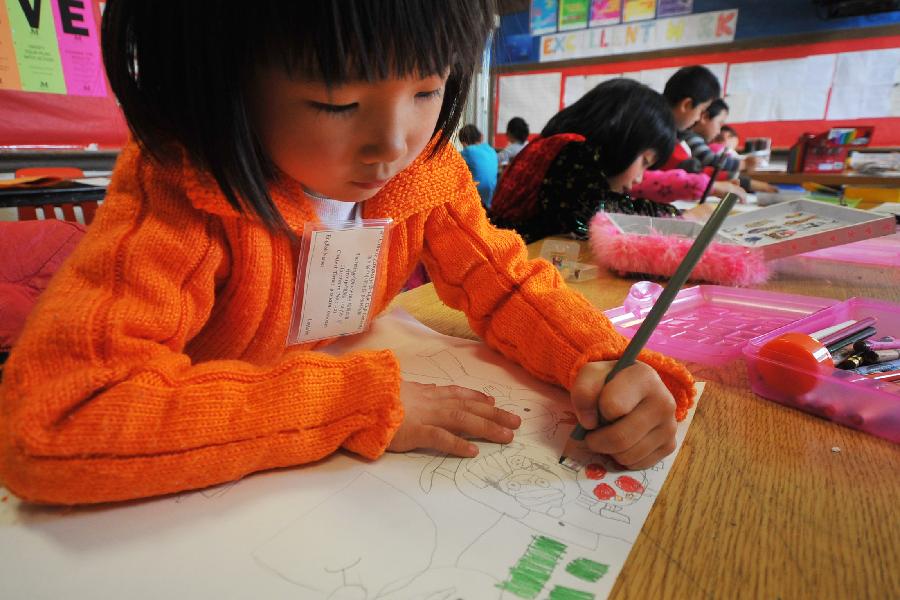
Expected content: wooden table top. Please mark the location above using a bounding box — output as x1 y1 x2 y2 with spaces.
748 168 900 187
389 239 900 600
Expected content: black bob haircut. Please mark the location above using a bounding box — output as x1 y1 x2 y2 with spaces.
458 125 483 146
101 0 496 233
663 65 721 109
706 98 730 119
506 117 530 142
541 78 675 176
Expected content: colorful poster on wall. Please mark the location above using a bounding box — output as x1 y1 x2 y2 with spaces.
656 0 692 18
531 0 559 35
558 0 590 31
622 0 656 22
0 6 21 90
1 0 105 96
590 0 621 27
539 9 738 62
51 0 105 96
4 0 66 93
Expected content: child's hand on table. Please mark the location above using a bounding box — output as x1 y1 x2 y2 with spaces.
571 361 677 469
388 382 522 457
711 181 747 202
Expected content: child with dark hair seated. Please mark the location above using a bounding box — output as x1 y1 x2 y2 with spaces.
490 78 679 243
631 65 746 203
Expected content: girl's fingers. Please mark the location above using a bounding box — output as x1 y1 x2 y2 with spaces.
608 421 677 468
619 438 678 470
587 396 675 456
598 362 671 422
432 407 515 444
453 397 522 430
417 425 479 457
570 362 614 429
427 384 495 405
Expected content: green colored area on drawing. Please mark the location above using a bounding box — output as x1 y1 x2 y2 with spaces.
565 557 609 583
496 535 567 599
547 585 595 600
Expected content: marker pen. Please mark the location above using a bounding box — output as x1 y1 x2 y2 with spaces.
851 358 900 375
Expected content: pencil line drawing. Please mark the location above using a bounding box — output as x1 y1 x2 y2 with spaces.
253 472 437 599
0 312 699 600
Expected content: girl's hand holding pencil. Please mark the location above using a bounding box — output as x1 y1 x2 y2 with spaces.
387 381 522 458
570 361 677 470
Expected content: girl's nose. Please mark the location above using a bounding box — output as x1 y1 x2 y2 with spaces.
361 115 407 165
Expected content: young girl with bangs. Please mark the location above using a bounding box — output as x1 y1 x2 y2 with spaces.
0 0 694 505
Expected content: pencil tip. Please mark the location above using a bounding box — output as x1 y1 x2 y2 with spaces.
559 455 582 471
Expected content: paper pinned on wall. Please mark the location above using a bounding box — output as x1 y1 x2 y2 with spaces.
497 72 562 135
0 310 705 600
563 73 623 107
727 55 836 94
832 48 900 88
724 55 835 122
826 49 900 119
827 84 895 120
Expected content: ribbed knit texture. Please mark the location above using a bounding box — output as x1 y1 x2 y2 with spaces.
0 140 694 505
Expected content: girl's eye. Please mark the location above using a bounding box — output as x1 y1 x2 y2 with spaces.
416 88 443 100
309 101 358 115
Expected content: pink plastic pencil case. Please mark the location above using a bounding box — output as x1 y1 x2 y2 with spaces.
604 282 900 443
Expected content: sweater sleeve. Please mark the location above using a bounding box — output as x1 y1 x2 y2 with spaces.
685 132 741 178
631 169 711 202
0 174 402 505
420 173 695 421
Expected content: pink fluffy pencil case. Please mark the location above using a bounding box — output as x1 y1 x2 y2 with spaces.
589 212 771 286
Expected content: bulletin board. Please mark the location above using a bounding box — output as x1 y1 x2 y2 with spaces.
0 0 127 148
493 33 900 149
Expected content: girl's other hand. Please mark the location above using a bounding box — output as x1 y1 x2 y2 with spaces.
570 361 677 470
388 381 522 457
750 180 778 194
711 181 748 203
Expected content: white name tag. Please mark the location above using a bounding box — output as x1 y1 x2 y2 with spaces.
287 220 391 345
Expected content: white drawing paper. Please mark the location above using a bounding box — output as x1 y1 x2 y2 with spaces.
0 311 703 599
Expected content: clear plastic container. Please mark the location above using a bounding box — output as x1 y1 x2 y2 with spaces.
743 297 900 443
605 283 900 443
603 282 837 366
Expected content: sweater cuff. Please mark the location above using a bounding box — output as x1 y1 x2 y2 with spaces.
340 350 404 459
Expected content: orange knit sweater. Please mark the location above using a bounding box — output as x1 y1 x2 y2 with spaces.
0 140 695 505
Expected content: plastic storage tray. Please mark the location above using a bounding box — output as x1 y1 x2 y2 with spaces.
604 283 899 443
603 282 837 366
743 297 900 443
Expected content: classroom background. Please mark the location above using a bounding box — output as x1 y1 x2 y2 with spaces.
486 0 900 151
3 0 900 177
